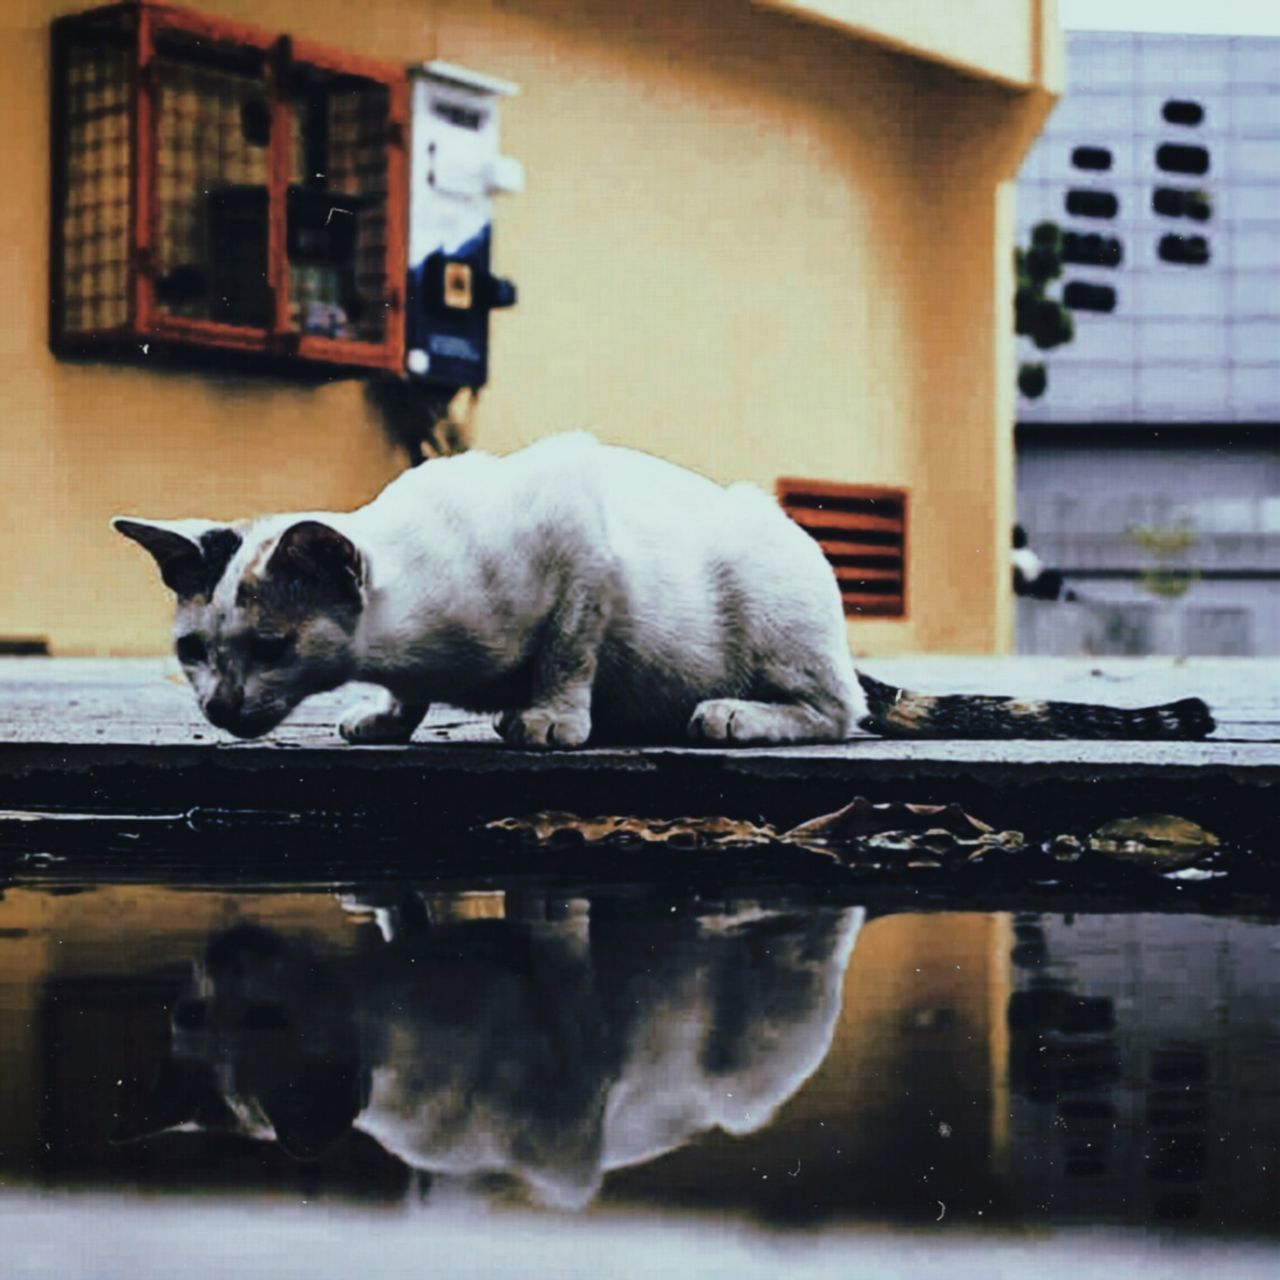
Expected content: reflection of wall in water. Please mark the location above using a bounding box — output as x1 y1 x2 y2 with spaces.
0 887 378 1197
1006 913 1280 1228
608 912 1014 1222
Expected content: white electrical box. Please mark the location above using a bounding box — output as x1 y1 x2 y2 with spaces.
405 61 523 387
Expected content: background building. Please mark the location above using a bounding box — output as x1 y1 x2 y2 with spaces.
1014 31 1280 655
1 0 1061 659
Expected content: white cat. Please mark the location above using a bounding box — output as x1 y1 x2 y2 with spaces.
114 433 1214 745
113 433 865 746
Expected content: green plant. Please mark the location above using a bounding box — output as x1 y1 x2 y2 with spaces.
1017 362 1047 399
1015 221 1075 399
1127 522 1199 600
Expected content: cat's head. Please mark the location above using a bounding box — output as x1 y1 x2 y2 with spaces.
113 515 364 738
114 924 369 1161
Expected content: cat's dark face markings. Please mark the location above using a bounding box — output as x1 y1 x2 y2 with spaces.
199 527 243 591
114 517 365 738
114 924 368 1160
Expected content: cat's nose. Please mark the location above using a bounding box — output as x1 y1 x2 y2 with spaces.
204 690 243 730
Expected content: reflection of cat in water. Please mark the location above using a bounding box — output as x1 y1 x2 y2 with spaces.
117 897 863 1208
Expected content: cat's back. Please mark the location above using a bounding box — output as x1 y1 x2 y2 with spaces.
369 432 731 511
362 434 782 570
487 432 724 514
590 437 741 515
498 434 813 591
588 439 809 575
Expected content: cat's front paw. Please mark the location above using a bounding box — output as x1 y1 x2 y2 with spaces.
338 701 418 745
496 707 591 749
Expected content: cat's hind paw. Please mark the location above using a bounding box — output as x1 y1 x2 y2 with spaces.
496 706 591 749
688 697 848 745
688 698 777 744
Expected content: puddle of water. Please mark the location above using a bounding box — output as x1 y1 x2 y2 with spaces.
0 880 1277 1255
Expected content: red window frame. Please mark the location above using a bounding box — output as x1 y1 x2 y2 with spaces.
51 1 407 375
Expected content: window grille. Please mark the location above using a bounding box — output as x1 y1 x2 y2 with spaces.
51 3 407 374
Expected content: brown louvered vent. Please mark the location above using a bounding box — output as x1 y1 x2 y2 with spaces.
776 478 907 618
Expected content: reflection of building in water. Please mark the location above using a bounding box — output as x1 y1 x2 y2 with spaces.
1015 33 1280 656
1006 913 1280 1229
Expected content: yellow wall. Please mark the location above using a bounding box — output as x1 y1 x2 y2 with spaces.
609 910 1014 1214
762 0 1063 92
0 0 1055 657
0 886 361 1180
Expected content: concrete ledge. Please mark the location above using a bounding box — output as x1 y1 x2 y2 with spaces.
1 658 1278 848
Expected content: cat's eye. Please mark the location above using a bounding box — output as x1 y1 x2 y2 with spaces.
175 634 208 665
248 632 296 664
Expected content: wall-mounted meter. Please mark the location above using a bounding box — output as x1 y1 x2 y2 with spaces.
405 62 523 391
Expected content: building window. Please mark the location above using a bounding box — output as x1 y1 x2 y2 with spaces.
1071 146 1112 171
1158 234 1210 266
1062 282 1117 313
1065 189 1119 219
1152 187 1212 221
1156 144 1210 176
1062 232 1123 268
50 3 407 373
775 480 907 618
1162 100 1205 126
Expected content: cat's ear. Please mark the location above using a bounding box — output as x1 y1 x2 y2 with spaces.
113 518 241 598
266 521 364 607
260 1061 368 1161
109 1058 212 1145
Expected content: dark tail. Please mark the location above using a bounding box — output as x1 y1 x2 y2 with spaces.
856 672 1215 741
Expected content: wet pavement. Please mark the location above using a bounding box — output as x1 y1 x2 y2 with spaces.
3 655 1280 1273
1 867 1278 1275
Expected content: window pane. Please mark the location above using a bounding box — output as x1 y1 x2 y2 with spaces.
153 39 271 327
286 72 390 345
